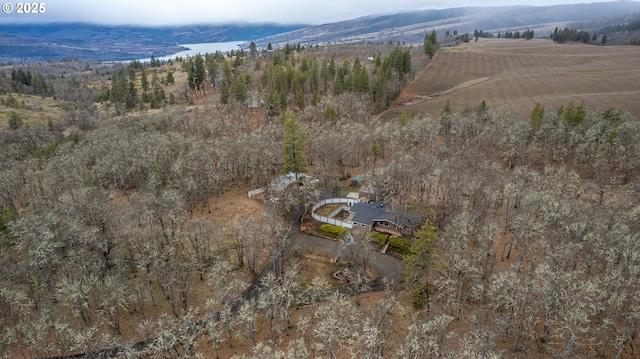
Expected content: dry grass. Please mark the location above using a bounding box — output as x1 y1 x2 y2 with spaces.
381 38 640 120
0 93 69 130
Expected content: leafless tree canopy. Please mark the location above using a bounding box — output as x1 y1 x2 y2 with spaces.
1 43 640 358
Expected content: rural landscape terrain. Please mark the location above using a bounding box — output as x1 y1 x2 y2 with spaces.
381 38 640 120
2 1 640 358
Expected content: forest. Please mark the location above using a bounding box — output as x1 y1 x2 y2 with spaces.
1 36 640 359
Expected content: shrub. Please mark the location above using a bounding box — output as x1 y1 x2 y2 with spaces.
317 224 348 238
0 208 18 233
389 236 411 255
412 288 426 309
371 232 389 245
8 112 24 130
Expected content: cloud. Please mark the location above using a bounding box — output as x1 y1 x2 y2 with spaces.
2 0 627 26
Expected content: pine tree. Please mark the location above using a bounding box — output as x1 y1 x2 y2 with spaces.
282 112 307 175
441 99 452 118
166 70 174 85
231 76 248 104
194 54 207 96
530 102 544 129
140 68 149 93
218 61 233 104
405 221 443 310
424 29 438 59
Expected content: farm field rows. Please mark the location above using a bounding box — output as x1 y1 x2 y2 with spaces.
383 38 640 120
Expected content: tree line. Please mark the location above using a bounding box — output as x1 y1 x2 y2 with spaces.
4 68 55 97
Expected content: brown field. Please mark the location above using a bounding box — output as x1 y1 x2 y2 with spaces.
381 38 640 120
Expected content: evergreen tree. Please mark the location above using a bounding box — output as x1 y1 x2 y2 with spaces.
405 221 443 310
110 67 129 105
205 55 218 87
309 58 320 94
282 111 307 175
140 68 149 93
530 102 544 129
126 81 137 110
349 58 369 93
231 75 248 104
320 59 332 94
441 99 452 118
166 70 175 85
218 61 233 105
249 41 258 58
194 54 207 96
186 58 196 92
477 100 490 121
424 29 438 59
334 60 350 95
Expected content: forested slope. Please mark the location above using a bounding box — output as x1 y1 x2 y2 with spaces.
1 40 640 358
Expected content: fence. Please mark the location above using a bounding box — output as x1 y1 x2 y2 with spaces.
311 197 359 229
247 187 265 199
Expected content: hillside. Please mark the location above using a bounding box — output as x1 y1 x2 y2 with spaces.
2 1 640 62
0 23 306 62
380 38 640 120
2 40 640 356
253 0 640 47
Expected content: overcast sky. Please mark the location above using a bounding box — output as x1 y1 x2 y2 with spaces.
1 0 631 26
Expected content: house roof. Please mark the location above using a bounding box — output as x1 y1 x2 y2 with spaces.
271 172 314 190
350 201 421 228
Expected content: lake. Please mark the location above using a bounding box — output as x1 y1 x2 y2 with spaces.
139 41 247 62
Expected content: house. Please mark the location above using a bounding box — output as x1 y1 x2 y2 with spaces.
349 201 422 237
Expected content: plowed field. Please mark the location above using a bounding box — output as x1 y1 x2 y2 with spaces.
380 38 640 120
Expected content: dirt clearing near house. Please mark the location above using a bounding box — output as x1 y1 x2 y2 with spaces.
380 38 640 120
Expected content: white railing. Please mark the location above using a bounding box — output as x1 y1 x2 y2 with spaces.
311 197 359 229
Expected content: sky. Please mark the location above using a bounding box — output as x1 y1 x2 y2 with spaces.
0 0 631 26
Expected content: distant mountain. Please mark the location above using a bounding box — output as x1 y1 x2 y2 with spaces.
251 1 640 47
2 1 640 62
0 23 306 62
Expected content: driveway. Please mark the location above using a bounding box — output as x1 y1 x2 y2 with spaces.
289 230 407 290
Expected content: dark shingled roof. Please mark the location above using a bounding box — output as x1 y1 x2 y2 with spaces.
350 201 421 228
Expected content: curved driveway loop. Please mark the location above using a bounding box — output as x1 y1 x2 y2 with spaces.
289 230 407 290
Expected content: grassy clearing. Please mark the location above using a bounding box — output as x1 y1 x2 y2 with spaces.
0 93 68 130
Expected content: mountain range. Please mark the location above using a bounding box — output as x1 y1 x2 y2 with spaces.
2 1 640 62
255 1 640 47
